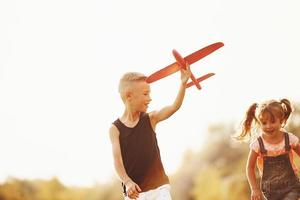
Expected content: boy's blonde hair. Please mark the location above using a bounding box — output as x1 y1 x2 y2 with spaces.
118 72 147 94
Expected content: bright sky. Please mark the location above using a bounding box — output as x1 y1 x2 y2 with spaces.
1 0 300 187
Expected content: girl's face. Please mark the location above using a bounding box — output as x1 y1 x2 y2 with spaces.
258 112 283 136
130 81 152 112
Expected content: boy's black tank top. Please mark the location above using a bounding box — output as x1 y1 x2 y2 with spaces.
113 112 169 192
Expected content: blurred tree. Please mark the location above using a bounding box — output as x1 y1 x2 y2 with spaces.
170 101 300 200
0 178 36 200
97 180 123 200
34 177 65 200
170 150 200 200
192 167 222 200
0 102 299 200
170 122 251 200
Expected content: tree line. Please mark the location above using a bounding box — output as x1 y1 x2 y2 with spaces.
1 103 300 200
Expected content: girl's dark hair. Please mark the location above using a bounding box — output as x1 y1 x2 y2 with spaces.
280 98 292 123
237 103 258 140
237 98 293 140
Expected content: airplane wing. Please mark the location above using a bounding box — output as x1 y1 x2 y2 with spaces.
145 62 179 83
146 42 224 83
185 42 224 64
186 73 215 88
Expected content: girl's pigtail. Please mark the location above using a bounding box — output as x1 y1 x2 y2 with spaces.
280 98 292 123
237 103 257 140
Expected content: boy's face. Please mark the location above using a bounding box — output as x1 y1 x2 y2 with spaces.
128 81 152 112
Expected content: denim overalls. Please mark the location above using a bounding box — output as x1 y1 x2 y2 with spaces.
258 132 300 200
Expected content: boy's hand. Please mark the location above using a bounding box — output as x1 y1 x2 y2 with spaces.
251 188 263 200
180 62 192 85
126 180 141 199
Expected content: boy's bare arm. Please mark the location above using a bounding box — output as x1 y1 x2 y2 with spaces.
109 125 131 183
150 64 191 126
109 125 141 197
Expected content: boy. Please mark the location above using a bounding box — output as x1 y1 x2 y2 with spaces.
109 64 191 200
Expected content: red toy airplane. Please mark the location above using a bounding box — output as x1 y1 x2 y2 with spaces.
146 42 224 89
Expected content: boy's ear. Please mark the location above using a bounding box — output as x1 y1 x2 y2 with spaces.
125 91 132 100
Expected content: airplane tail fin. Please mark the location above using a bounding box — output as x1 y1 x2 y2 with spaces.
186 73 215 88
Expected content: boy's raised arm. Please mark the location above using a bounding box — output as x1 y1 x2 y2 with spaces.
150 64 191 127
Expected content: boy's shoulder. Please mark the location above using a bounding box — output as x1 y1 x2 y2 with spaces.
109 123 120 140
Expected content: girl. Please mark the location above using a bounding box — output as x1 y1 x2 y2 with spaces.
238 99 300 200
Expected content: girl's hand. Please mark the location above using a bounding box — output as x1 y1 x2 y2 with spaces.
251 188 263 200
180 62 191 85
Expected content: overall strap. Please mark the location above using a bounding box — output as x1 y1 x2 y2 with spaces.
284 132 291 151
258 137 267 155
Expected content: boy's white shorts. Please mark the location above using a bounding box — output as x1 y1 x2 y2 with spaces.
125 184 172 200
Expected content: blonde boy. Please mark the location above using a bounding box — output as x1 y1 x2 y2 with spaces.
109 64 191 200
